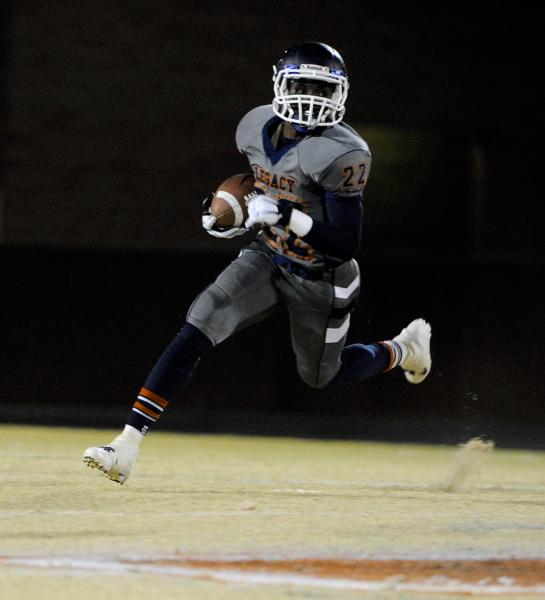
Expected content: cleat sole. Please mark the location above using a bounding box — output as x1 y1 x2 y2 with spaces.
83 456 105 472
83 455 124 484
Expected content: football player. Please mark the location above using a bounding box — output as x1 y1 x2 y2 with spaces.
84 41 431 484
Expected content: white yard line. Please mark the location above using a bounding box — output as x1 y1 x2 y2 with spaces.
1 556 545 595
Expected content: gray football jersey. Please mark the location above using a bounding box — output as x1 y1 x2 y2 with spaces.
236 104 371 270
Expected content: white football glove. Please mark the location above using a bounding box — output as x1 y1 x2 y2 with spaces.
202 214 247 238
201 194 247 239
245 194 281 229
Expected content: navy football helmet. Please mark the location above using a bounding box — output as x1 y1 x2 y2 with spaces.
272 41 349 131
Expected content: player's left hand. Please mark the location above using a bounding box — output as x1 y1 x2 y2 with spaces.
245 195 280 229
202 194 247 239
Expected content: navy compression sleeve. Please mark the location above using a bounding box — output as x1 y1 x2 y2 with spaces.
301 192 363 261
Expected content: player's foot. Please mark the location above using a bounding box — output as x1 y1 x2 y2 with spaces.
393 318 432 384
83 425 143 484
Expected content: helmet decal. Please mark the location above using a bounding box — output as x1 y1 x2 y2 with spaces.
299 63 330 72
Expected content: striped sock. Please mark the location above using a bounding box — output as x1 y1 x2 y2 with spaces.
379 340 405 371
128 387 170 435
124 323 212 436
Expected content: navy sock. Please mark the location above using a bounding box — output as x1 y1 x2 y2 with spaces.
328 342 390 386
128 322 212 434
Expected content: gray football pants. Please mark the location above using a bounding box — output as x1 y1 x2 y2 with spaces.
186 240 360 388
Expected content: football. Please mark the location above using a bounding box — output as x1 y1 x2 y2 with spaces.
211 173 255 228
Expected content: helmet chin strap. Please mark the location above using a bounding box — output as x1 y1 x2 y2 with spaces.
289 111 318 134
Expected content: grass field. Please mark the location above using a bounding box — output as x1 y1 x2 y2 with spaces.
1 424 544 598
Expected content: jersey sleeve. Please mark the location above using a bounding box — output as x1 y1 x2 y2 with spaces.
318 149 372 197
235 111 251 155
235 105 274 156
301 191 363 262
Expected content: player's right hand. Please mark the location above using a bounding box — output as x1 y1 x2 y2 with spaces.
201 194 247 239
245 194 281 229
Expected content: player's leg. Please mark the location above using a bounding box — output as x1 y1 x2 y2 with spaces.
83 322 212 483
280 259 371 388
84 242 280 483
282 259 431 388
328 317 432 386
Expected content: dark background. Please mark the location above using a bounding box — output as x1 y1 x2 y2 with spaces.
1 2 543 448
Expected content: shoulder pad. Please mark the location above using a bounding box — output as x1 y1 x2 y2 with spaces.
299 123 371 182
236 105 275 154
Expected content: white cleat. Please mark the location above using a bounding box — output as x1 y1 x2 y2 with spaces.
393 318 432 384
83 426 142 484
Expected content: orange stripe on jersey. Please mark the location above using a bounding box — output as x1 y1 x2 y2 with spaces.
139 387 169 408
263 231 280 249
293 237 316 259
134 401 161 420
293 237 309 248
286 250 314 263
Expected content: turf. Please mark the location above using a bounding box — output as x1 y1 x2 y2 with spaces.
1 424 544 598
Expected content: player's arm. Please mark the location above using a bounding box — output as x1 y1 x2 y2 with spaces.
288 149 369 260
292 191 362 261
201 108 259 239
245 149 369 260
245 190 363 261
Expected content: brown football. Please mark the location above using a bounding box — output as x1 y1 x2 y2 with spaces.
211 173 255 227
